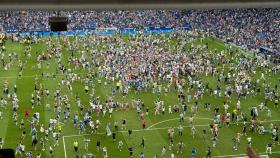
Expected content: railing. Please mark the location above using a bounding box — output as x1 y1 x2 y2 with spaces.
4 27 180 36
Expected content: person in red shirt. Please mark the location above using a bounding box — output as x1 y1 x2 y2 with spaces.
24 108 31 117
220 114 225 125
141 120 147 129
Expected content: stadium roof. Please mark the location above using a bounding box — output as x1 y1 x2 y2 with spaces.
0 0 279 10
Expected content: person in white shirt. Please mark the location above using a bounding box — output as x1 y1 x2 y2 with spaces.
161 146 166 158
118 140 123 151
189 116 194 125
267 109 272 118
247 137 252 147
0 138 4 149
168 105 172 114
266 142 272 154
191 126 196 138
224 102 229 113
103 146 108 158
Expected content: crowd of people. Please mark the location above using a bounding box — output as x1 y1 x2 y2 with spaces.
0 9 279 52
0 9 278 157
0 30 278 158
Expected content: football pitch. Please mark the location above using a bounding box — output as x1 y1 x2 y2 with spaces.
0 34 279 158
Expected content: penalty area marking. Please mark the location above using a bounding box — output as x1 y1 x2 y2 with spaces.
62 119 280 158
63 119 280 138
62 123 213 158
146 118 280 130
63 123 212 138
146 116 212 129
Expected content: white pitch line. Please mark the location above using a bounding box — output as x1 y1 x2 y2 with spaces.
213 153 247 158
147 118 280 130
62 136 68 158
213 151 280 158
63 124 211 138
0 75 34 79
63 128 280 158
147 116 212 129
0 72 88 79
262 119 280 123
63 119 280 138
62 119 280 158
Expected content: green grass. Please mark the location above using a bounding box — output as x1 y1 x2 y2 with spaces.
0 34 279 158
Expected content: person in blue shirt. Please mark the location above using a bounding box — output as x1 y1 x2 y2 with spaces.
192 147 197 158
